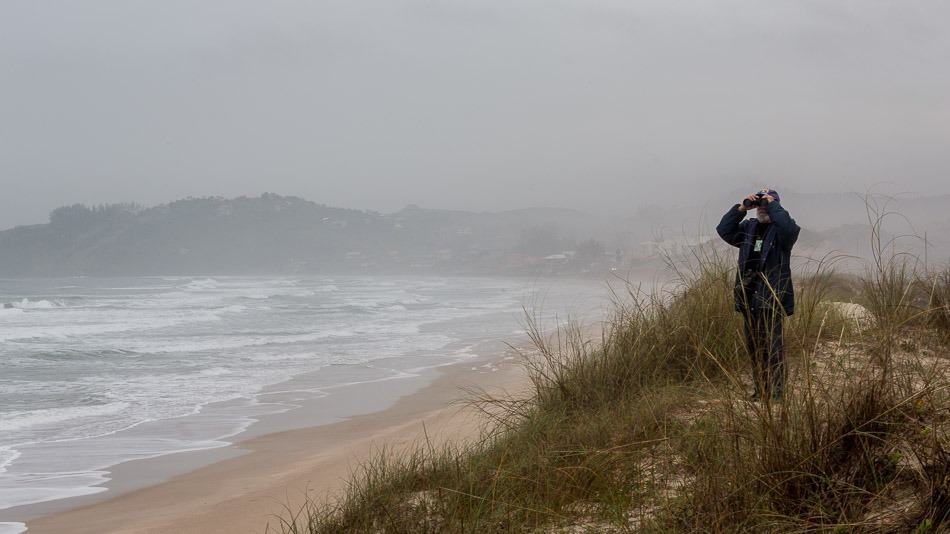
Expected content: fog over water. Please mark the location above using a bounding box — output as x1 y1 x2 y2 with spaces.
2 1 949 231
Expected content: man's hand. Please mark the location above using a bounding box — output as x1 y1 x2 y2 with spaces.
762 194 775 204
738 194 757 212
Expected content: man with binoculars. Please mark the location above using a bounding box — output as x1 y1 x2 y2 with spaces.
717 188 801 401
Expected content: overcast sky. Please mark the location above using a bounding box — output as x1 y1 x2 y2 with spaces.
1 0 948 230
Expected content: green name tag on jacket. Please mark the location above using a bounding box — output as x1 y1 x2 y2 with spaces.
754 239 763 252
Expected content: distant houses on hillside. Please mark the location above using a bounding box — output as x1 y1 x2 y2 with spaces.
0 194 729 277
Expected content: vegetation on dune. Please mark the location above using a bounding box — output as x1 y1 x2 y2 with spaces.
271 219 950 533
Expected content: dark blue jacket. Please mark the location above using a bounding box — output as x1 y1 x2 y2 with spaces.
716 201 800 315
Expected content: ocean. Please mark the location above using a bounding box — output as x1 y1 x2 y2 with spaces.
0 275 608 533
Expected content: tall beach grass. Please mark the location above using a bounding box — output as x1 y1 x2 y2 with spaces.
272 212 949 533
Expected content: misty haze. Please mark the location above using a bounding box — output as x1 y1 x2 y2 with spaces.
1 2 948 534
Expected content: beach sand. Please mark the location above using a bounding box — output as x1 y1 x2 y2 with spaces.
23 348 530 534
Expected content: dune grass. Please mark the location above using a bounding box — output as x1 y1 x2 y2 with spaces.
271 233 949 533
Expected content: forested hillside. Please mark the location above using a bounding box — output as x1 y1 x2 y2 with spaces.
0 194 613 276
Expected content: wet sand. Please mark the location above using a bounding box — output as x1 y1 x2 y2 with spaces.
23 348 529 534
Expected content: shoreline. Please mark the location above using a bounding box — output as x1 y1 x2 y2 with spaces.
18 339 532 534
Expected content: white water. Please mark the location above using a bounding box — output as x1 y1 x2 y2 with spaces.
0 275 607 525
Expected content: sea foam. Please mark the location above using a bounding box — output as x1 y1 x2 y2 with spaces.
0 274 602 521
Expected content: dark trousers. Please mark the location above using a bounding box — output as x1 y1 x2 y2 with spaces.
743 306 786 398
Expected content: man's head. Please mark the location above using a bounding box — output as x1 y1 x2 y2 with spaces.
755 189 779 224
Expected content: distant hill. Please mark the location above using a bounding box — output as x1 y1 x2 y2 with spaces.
3 192 947 277
0 194 616 276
